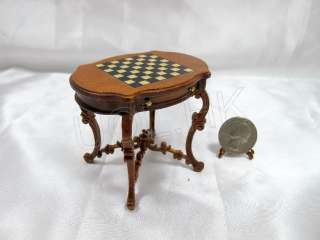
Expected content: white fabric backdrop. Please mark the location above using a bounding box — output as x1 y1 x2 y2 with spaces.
1 0 320 75
0 1 320 240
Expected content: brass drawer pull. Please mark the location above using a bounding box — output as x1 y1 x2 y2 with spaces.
189 86 196 93
144 100 152 107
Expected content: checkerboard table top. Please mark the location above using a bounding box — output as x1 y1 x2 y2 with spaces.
96 53 193 88
70 51 210 98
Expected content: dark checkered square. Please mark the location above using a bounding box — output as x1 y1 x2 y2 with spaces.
96 53 193 88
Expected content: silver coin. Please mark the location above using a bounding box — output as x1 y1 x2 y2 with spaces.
218 117 257 154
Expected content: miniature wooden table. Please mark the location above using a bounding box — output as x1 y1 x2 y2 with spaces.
70 51 211 210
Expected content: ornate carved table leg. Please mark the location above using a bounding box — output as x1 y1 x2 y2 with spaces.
122 114 136 210
80 108 101 164
134 130 147 182
185 90 210 172
135 150 145 182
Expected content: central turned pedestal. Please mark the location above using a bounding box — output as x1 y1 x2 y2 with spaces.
70 51 211 210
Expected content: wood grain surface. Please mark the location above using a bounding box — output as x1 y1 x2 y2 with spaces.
70 51 210 99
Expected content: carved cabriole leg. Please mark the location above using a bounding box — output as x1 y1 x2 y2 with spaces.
122 114 136 210
80 108 101 164
185 90 210 172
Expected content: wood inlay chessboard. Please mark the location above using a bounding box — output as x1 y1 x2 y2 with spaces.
96 53 193 88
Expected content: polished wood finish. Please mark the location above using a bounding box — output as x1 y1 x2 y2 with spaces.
70 51 209 98
71 51 210 115
80 109 101 163
122 114 135 210
71 51 211 210
185 89 209 172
